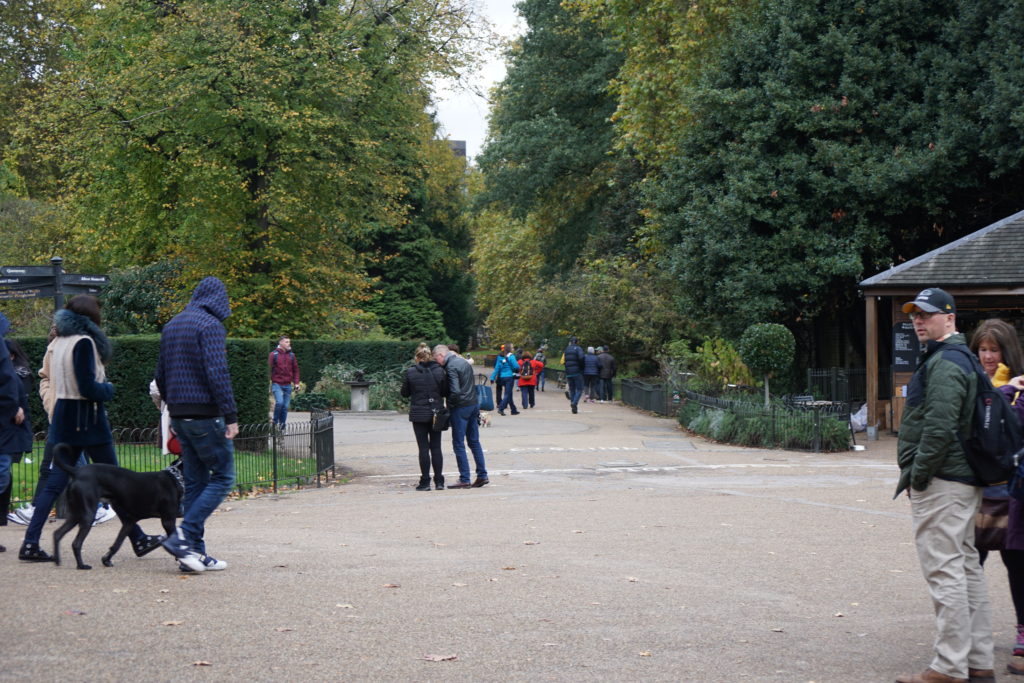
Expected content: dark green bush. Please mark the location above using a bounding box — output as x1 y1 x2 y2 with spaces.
291 393 330 411
12 334 269 428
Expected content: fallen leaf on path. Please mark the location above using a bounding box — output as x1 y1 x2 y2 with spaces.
502 566 517 571
771 628 784 633
156 599 167 603
452 583 467 587
336 604 355 609
639 651 652 657
626 577 639 583
163 621 183 626
383 583 400 588
275 627 293 632
64 610 86 616
834 613 844 618
572 530 584 534
523 541 539 545
159 589 170 594
113 589 128 594
421 654 458 662
192 661 212 667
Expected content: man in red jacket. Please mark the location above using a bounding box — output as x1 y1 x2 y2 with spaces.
269 336 300 431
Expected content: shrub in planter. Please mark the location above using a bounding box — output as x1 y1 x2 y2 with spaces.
291 393 330 411
737 323 795 407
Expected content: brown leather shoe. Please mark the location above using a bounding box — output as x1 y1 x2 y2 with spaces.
894 669 967 683
471 478 489 488
1008 657 1024 675
447 481 471 489
968 668 995 682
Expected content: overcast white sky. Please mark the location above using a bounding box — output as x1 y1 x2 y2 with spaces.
431 1 524 163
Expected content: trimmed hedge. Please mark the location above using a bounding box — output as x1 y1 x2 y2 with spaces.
290 340 429 388
10 335 433 429
11 335 270 428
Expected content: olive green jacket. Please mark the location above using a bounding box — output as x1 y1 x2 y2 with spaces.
895 333 978 497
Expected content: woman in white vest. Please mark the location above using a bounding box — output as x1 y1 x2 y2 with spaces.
18 295 163 563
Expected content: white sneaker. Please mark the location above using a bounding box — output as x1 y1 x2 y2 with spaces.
177 551 207 573
93 504 117 526
12 504 34 525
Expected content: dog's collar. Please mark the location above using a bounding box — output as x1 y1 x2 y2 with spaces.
165 459 185 496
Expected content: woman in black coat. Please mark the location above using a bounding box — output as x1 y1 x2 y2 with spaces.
0 315 33 547
400 345 448 490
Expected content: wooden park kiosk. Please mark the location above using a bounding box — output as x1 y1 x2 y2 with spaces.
858 208 1024 434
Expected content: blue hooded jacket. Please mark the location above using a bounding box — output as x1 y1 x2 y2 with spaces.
155 277 237 423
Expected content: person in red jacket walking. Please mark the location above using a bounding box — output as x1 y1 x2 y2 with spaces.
517 351 542 409
269 336 300 431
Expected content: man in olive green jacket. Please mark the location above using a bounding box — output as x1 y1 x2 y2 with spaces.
895 288 994 683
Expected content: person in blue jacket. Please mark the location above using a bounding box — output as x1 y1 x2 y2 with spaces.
489 346 520 416
562 336 585 414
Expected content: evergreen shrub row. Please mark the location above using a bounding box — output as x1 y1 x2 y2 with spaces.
11 336 427 429
678 397 849 452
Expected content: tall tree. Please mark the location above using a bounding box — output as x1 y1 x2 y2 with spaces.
16 0 484 337
650 0 1024 339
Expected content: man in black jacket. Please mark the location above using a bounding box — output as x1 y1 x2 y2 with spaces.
434 344 488 488
563 337 585 414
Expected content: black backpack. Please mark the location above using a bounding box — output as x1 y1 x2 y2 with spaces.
936 345 1024 485
519 359 533 378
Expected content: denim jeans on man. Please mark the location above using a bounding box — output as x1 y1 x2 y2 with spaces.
172 417 236 555
450 403 487 484
23 441 147 546
497 376 518 413
567 374 584 406
271 383 293 428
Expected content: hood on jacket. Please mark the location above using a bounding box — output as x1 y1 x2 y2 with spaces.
188 276 231 322
0 311 8 338
54 308 112 362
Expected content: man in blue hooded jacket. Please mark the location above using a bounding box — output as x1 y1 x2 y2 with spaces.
156 277 238 573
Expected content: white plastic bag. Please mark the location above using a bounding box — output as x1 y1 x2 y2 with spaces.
850 403 868 432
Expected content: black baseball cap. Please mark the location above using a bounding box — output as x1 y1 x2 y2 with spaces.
901 288 956 315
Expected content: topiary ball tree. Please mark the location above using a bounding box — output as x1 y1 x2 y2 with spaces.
737 323 795 407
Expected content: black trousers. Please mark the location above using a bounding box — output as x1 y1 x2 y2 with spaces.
980 548 1024 624
412 421 444 484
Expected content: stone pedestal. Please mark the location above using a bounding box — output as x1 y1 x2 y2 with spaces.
347 382 374 412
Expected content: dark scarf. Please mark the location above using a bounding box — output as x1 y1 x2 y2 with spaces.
54 309 113 363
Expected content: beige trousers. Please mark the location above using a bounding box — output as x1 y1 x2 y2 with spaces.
910 477 993 677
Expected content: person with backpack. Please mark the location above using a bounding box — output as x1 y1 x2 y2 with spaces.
517 351 541 409
489 346 520 416
969 319 1024 668
269 336 300 431
534 347 547 391
582 347 600 403
894 288 995 683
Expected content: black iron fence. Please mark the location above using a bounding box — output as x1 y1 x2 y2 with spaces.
6 410 336 511
681 390 851 452
620 378 677 415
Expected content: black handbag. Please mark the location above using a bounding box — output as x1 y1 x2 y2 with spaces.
432 407 450 432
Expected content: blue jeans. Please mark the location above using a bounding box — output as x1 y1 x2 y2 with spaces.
537 369 545 390
567 374 584 406
497 377 517 413
173 417 236 555
602 378 614 401
23 440 146 546
0 453 11 501
271 383 293 427
449 403 487 483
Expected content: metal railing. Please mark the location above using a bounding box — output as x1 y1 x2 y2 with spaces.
6 410 336 511
682 390 851 452
620 378 677 416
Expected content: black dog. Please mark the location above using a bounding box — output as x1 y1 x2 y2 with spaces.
51 443 183 570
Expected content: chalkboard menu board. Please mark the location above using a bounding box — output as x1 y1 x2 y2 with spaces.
893 322 920 370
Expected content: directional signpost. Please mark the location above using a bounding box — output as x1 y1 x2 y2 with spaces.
0 257 109 309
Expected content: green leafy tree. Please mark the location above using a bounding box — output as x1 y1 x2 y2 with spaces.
16 0 485 338
101 260 184 335
738 323 794 406
650 0 1024 341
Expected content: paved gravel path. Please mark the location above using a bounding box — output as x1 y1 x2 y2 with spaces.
1 390 1015 682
